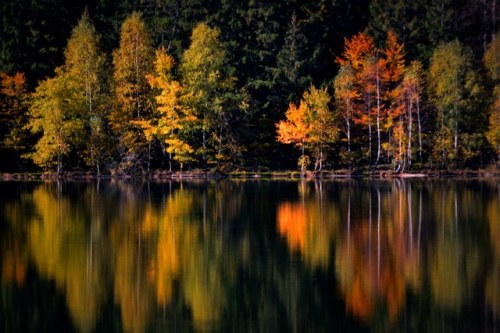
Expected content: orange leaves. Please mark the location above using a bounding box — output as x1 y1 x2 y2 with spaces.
0 72 26 118
277 102 309 147
277 202 307 251
337 32 375 71
0 72 26 98
276 86 338 171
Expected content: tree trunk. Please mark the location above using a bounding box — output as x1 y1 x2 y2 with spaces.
407 95 413 168
417 90 422 162
376 65 382 165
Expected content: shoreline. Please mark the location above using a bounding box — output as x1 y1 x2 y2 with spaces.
2 168 500 181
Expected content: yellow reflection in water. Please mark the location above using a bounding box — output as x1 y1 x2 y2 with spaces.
28 185 106 333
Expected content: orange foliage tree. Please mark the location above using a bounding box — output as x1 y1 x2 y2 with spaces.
276 85 338 173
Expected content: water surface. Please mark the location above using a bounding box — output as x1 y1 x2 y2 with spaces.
0 179 499 332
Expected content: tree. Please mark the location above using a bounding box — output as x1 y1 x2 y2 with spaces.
368 0 457 62
428 40 485 166
305 86 339 170
28 71 84 173
276 85 338 173
276 102 309 173
382 31 407 170
64 11 108 174
334 64 358 163
145 47 196 171
110 11 154 173
401 60 425 165
180 22 241 167
484 33 500 163
0 72 29 156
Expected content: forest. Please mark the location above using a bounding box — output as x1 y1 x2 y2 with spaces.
0 0 498 175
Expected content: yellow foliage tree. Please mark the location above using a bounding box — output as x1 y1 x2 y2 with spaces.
110 12 154 173
144 47 195 171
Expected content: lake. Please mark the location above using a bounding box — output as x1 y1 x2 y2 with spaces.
0 179 499 332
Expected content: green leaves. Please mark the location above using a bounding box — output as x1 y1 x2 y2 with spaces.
428 40 486 166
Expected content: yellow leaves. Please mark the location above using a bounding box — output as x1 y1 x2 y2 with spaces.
144 46 195 168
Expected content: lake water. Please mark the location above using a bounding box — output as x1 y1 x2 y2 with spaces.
0 179 499 332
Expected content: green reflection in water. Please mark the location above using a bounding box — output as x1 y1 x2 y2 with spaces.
0 180 499 332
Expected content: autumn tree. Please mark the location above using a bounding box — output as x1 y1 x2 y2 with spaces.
63 11 108 174
484 33 500 164
28 71 85 173
276 102 309 173
110 11 154 173
333 64 358 164
180 22 241 168
382 31 407 170
277 85 338 173
145 47 196 171
401 61 425 165
0 72 29 160
336 32 381 164
428 40 485 167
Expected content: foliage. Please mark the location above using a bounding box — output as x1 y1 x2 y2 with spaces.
0 2 499 173
27 71 85 173
276 85 338 172
64 11 109 174
428 40 486 167
145 47 195 170
484 33 500 163
110 11 155 173
180 22 242 168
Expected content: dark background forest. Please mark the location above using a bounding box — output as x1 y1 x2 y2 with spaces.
0 0 498 175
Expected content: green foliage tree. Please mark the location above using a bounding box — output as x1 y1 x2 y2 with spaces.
180 22 241 168
428 40 486 167
64 11 108 174
484 33 500 163
110 11 155 174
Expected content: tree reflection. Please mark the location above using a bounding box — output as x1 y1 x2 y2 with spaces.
277 181 339 269
0 179 498 332
27 184 107 333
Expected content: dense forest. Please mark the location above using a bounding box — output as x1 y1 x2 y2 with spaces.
0 0 498 175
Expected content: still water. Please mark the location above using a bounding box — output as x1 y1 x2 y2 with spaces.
0 179 499 332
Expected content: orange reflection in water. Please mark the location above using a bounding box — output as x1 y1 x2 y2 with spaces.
277 202 307 252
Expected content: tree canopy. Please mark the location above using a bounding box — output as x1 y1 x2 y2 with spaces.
0 0 498 173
